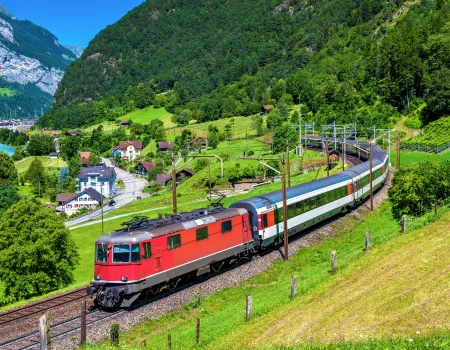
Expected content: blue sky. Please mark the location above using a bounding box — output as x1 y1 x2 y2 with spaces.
1 0 144 47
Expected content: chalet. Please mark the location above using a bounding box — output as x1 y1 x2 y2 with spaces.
176 168 194 181
119 140 142 161
80 151 92 166
157 141 174 153
156 174 172 186
261 105 274 115
56 188 104 216
77 164 116 197
49 151 60 159
121 120 129 127
135 161 156 176
189 136 207 151
66 130 81 137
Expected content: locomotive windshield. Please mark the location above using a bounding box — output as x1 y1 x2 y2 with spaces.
113 244 130 263
96 243 108 263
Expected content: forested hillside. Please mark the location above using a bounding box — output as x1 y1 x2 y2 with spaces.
39 0 450 129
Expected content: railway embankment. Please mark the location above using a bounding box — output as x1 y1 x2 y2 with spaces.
47 172 401 349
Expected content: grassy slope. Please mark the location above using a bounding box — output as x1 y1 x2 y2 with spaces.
86 198 450 349
126 106 171 124
0 88 15 97
14 156 67 173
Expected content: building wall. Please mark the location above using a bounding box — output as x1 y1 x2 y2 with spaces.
122 145 140 161
79 177 115 197
62 193 100 216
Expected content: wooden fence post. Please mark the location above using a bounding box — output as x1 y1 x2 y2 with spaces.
196 318 200 344
168 334 172 349
365 232 370 252
246 296 252 320
80 300 86 345
435 200 438 217
110 324 119 347
198 286 202 306
39 312 51 350
291 275 297 299
331 251 337 272
401 215 407 233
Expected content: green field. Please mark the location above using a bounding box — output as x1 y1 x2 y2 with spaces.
0 88 15 97
14 156 67 173
126 106 172 124
165 115 267 139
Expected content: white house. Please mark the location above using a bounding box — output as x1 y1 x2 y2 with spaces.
77 164 116 197
119 140 142 161
56 188 104 216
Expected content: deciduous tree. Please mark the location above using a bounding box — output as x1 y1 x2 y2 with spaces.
0 201 79 303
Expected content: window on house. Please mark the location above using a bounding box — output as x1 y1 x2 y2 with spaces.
221 220 232 233
167 234 181 250
143 242 151 259
196 227 208 241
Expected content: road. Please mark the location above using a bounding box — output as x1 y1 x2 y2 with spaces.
64 159 148 227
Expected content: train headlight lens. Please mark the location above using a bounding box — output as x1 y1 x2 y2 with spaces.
121 276 128 282
95 275 101 280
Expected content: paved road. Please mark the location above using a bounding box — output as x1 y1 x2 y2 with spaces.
64 159 148 227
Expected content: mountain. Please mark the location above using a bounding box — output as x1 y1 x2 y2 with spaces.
39 0 450 129
63 45 84 58
0 5 78 118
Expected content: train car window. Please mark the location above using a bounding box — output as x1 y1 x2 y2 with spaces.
143 242 151 259
196 227 208 241
96 244 108 263
276 208 283 223
168 234 181 250
263 214 269 227
264 201 272 209
113 244 130 263
324 191 329 204
341 187 347 198
131 244 141 262
304 199 310 212
221 220 232 233
288 203 296 219
295 201 303 215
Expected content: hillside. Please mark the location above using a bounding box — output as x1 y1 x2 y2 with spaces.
0 6 78 118
39 0 412 128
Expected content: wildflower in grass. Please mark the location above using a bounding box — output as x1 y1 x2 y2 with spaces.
416 331 420 334
409 338 413 342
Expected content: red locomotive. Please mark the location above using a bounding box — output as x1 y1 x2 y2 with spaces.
87 143 389 308
87 208 253 308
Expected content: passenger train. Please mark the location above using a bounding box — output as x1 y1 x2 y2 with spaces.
87 142 389 308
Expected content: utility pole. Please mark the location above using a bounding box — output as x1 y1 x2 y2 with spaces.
298 96 302 156
326 139 329 177
101 185 104 235
396 133 400 170
286 141 291 188
341 141 345 171
171 152 177 214
281 153 289 261
369 145 373 211
388 129 391 166
208 160 212 200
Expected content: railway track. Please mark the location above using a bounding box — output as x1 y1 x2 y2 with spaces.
0 309 126 349
0 287 88 327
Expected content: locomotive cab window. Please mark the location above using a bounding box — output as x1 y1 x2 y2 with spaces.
131 244 140 262
262 214 268 228
168 234 181 250
222 220 232 234
113 244 130 263
96 243 108 263
196 227 209 240
143 242 151 259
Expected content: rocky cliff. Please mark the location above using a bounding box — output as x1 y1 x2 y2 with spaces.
0 7 77 118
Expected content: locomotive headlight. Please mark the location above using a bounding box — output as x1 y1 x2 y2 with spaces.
121 276 128 282
95 275 101 280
